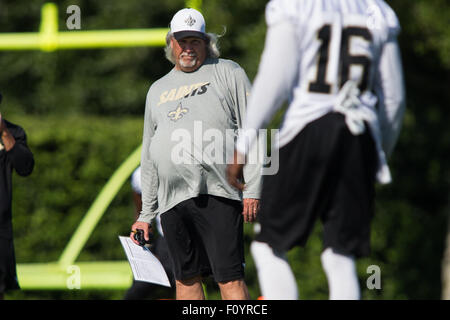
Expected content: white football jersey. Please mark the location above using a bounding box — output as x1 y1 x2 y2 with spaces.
237 0 405 184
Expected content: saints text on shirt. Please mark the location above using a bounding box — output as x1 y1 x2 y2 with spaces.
157 82 210 106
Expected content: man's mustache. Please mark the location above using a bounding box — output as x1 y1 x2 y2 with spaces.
180 52 197 58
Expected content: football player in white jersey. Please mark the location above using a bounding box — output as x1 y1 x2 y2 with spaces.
227 0 405 299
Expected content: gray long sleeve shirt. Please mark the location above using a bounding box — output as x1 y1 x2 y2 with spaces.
138 58 262 224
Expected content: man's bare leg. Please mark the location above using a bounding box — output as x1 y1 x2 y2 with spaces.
218 279 250 300
176 276 205 300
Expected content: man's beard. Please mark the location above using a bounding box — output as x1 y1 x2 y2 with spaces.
179 52 197 68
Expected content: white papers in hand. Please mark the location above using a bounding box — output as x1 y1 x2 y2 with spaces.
119 236 171 287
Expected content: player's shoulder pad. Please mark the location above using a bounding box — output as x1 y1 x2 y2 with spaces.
374 0 401 38
265 0 289 27
265 0 303 27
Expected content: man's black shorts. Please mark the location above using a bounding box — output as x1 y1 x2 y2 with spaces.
255 112 377 258
160 195 245 282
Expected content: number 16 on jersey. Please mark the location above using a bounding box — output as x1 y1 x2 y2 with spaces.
308 22 374 94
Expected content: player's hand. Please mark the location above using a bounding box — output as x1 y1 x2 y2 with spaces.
227 150 246 191
130 221 152 245
242 198 260 223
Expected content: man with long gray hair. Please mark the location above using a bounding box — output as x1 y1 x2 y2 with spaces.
130 8 261 300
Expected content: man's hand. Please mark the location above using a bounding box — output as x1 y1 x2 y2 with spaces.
242 198 260 223
130 221 152 245
0 114 15 151
227 150 260 222
227 150 246 191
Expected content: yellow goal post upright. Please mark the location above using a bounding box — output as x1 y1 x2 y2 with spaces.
0 0 203 51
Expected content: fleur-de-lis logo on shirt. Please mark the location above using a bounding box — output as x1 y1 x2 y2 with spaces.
185 15 196 27
168 103 189 121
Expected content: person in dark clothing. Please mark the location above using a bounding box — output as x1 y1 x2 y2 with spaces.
0 93 34 299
